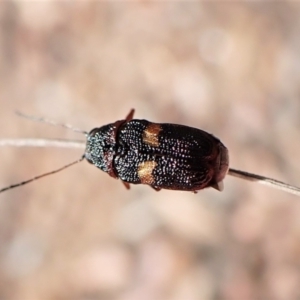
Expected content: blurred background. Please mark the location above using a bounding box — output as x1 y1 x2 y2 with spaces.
0 2 300 300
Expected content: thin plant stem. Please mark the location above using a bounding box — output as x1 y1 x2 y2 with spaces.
0 138 85 149
228 168 300 196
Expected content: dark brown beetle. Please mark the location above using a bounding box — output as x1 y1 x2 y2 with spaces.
85 109 229 192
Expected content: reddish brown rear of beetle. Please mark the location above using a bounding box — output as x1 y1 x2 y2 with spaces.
210 142 229 191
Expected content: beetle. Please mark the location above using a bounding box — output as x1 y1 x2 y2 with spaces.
85 109 229 192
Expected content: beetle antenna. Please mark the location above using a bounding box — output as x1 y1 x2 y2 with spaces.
228 168 300 196
0 155 85 194
15 111 88 136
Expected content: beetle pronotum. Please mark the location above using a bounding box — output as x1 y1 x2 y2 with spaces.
1 109 300 196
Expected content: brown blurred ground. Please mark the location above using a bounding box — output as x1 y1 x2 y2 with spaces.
0 2 300 300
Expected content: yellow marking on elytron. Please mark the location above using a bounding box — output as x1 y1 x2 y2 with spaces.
142 123 162 147
137 161 157 185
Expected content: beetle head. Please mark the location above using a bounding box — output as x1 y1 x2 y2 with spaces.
85 124 117 176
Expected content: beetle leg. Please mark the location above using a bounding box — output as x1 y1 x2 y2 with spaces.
125 109 135 122
112 109 135 140
151 186 161 192
211 181 224 191
122 181 131 190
